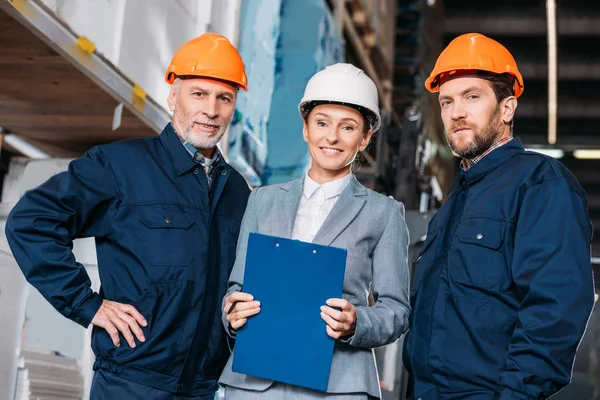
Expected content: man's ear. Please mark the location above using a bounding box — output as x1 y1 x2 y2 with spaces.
167 86 177 112
501 96 518 124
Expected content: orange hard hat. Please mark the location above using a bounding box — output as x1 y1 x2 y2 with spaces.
425 33 524 98
165 33 248 91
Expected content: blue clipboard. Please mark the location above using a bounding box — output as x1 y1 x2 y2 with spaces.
232 232 347 392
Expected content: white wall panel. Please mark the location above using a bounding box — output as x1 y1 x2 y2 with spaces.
42 0 242 119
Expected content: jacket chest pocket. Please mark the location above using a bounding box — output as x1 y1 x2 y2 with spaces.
139 206 196 266
450 217 506 288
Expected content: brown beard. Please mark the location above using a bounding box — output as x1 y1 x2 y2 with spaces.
446 105 504 160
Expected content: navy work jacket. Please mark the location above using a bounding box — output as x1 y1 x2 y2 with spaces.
5 124 250 396
403 138 595 400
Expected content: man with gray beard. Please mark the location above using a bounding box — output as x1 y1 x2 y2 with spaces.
6 33 251 399
403 33 594 400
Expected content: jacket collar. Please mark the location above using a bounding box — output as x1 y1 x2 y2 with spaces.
302 172 354 200
276 174 367 245
312 175 367 246
160 123 228 176
448 136 525 194
274 176 305 238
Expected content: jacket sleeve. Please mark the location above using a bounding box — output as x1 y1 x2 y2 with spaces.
5 147 122 328
348 200 411 348
221 187 259 338
496 178 595 399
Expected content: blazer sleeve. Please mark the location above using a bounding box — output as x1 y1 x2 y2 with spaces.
5 147 121 328
348 200 411 348
221 187 260 337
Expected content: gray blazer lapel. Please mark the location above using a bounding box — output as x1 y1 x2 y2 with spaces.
312 176 367 246
272 176 304 238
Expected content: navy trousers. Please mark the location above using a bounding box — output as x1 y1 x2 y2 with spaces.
90 370 215 400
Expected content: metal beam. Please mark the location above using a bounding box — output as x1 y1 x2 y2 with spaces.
444 15 600 36
328 0 401 125
517 101 600 119
519 61 600 80
518 133 600 147
0 0 170 134
0 132 50 159
546 0 558 144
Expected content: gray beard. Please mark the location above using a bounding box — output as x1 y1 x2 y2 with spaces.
175 117 228 150
184 129 225 150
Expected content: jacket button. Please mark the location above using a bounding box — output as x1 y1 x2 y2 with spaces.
75 317 81 323
221 170 228 176
476 233 483 240
166 217 172 224
193 167 199 175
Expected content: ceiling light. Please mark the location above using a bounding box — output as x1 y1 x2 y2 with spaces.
525 148 564 159
573 150 600 160
2 134 49 159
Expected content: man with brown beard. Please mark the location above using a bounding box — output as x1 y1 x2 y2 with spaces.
402 33 595 400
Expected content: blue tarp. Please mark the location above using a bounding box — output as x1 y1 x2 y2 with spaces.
228 0 344 186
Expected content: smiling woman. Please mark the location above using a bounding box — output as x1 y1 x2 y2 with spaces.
302 104 371 183
219 63 411 400
297 63 381 183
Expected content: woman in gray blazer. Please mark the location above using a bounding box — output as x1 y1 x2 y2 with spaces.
219 63 411 399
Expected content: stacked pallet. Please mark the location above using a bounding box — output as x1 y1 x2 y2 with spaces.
14 345 83 400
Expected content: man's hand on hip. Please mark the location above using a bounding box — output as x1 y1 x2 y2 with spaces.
91 300 147 348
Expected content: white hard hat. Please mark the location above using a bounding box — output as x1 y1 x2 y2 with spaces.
298 63 382 132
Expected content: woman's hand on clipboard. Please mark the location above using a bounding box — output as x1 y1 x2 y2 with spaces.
224 291 261 330
320 298 357 339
